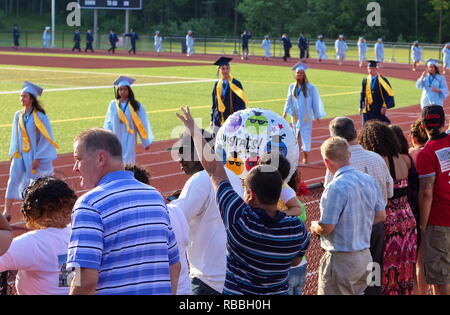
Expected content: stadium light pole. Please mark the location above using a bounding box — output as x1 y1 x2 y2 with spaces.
51 0 55 48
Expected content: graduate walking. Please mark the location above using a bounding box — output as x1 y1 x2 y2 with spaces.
42 27 51 49
282 33 292 62
3 82 58 220
358 37 368 68
411 41 422 71
360 61 395 124
443 42 450 75
104 77 154 164
108 30 119 54
315 35 327 63
416 59 449 108
124 28 139 55
335 35 348 66
12 24 20 49
282 63 326 164
375 38 385 67
85 29 94 52
210 57 248 135
72 29 81 52
186 30 195 57
154 31 163 55
261 35 271 61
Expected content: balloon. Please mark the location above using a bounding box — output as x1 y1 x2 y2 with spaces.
215 108 299 181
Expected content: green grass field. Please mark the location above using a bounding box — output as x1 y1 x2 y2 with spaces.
0 55 422 161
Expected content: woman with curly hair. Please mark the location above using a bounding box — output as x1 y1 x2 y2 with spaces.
0 177 76 295
359 121 417 295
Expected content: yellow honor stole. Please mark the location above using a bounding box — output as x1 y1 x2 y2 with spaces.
15 109 59 170
291 83 309 124
216 76 248 125
364 75 394 113
116 100 148 140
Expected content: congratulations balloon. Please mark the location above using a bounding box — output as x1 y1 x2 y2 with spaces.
215 108 299 180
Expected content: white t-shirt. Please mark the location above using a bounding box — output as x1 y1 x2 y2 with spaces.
279 185 307 268
0 226 71 295
166 204 192 295
172 169 244 293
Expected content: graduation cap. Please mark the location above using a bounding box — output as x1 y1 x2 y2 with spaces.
22 81 43 98
113 76 136 87
318 35 324 39
214 57 233 67
45 26 51 30
413 40 419 45
426 59 440 66
155 30 160 35
292 62 309 71
367 60 379 68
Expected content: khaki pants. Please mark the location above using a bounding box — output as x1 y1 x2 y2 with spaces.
318 249 372 295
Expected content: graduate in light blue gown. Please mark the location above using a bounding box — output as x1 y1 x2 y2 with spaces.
186 30 195 56
154 31 162 55
104 76 154 165
3 82 58 219
282 63 326 164
374 38 385 67
411 41 422 71
42 26 51 49
315 35 327 63
416 59 449 108
358 37 368 68
443 43 450 75
261 35 271 60
335 35 348 66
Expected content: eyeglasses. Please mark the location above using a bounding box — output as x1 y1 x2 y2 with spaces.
228 161 243 167
249 119 268 126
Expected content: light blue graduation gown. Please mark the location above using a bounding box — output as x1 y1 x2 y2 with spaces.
443 47 450 68
335 40 348 59
104 100 154 165
261 39 271 57
42 31 51 48
375 43 384 61
416 74 449 108
186 35 195 55
154 36 162 52
411 46 422 63
284 83 327 152
6 109 57 200
315 40 327 60
358 42 368 62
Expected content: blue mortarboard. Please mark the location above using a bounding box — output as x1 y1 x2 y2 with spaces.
292 62 309 71
22 81 43 98
214 57 233 67
426 59 440 66
113 76 136 87
155 30 160 34
318 35 324 39
414 40 419 44
367 60 379 68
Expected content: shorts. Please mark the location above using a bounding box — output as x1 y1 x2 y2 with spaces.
423 225 450 285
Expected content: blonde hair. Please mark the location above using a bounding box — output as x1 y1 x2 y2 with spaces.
321 137 350 164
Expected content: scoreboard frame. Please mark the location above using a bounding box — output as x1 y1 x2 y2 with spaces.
77 0 143 10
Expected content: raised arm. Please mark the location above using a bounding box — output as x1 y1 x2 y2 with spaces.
176 107 228 191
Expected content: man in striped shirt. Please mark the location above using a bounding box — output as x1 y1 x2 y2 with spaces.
176 107 310 295
67 128 180 295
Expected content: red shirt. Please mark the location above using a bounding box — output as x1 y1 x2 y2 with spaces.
416 134 450 227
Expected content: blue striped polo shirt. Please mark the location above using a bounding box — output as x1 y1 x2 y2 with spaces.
217 181 310 295
67 171 179 295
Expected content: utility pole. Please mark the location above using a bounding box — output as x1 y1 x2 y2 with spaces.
415 0 418 39
51 0 55 48
438 0 443 44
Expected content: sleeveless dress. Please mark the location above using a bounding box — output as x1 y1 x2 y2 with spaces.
382 156 418 295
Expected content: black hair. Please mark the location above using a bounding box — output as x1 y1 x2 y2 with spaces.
259 152 291 181
116 86 141 111
245 166 282 205
389 125 410 155
358 120 401 158
28 93 46 115
125 164 151 185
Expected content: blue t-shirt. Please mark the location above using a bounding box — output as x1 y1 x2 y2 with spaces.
217 181 310 295
67 171 179 295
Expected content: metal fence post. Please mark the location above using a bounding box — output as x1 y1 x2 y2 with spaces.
169 36 172 53
204 37 206 55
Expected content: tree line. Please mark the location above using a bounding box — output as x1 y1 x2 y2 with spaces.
0 0 448 43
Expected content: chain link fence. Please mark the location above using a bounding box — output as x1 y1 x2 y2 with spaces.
0 31 446 65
